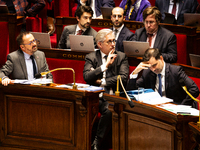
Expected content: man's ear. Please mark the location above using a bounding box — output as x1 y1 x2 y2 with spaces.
97 41 102 49
20 45 24 50
76 16 80 22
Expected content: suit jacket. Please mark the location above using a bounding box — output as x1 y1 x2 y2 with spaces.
133 26 177 63
76 0 115 17
127 63 199 106
83 50 129 93
119 0 151 21
0 0 46 16
0 49 52 79
58 24 97 49
110 26 134 52
155 0 199 25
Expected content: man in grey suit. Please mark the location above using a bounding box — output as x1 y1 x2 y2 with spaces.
155 0 199 25
58 5 97 49
0 31 52 86
110 7 134 52
127 48 199 107
133 6 177 63
83 29 129 150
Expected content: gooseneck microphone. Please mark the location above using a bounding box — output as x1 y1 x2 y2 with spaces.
179 79 200 126
36 68 77 89
115 75 134 108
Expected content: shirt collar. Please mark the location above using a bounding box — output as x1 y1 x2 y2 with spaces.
100 50 107 59
160 62 166 76
76 24 87 33
113 24 124 33
23 51 31 60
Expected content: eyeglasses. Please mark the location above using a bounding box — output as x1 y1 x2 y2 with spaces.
104 39 116 45
112 15 123 18
144 21 156 25
23 39 37 45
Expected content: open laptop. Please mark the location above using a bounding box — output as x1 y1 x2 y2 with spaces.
184 13 200 30
189 54 200 68
163 12 177 24
0 5 9 13
30 32 51 48
101 7 113 19
123 41 149 57
69 34 95 52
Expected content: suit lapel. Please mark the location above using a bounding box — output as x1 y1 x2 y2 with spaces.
150 71 157 90
154 26 161 48
18 50 28 79
177 0 184 19
164 0 170 14
165 63 170 91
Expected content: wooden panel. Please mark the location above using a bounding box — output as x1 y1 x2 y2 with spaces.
126 113 174 150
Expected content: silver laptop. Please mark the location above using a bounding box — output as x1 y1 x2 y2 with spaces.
101 7 113 19
184 13 200 30
189 54 200 68
69 34 95 52
30 32 51 48
123 41 149 57
0 5 9 13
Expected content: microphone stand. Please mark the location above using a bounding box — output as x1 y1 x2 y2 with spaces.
182 86 200 127
40 68 77 90
115 75 134 108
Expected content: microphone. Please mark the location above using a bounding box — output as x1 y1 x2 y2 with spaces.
36 68 77 89
115 75 134 108
179 79 200 126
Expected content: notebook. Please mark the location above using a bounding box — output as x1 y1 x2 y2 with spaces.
0 5 9 13
123 41 149 57
69 34 95 52
163 12 177 24
101 7 113 19
184 13 200 30
30 32 51 48
189 54 200 68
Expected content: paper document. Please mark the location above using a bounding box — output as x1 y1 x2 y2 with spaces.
158 103 199 116
14 79 52 85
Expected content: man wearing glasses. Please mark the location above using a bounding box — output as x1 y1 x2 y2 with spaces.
0 31 52 86
83 29 129 150
133 6 177 63
110 7 134 52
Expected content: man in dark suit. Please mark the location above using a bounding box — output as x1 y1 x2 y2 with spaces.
58 5 97 49
0 31 52 86
133 6 177 63
83 29 129 150
76 0 115 18
110 7 134 52
155 0 199 25
127 48 199 107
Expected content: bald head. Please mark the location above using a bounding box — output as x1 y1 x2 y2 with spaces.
111 7 125 28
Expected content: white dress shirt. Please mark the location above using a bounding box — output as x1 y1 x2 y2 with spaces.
168 0 179 19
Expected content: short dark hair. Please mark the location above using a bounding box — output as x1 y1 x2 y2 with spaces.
75 5 93 18
16 31 31 46
142 48 161 62
143 6 161 23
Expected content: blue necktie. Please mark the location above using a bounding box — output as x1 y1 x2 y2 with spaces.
158 74 162 96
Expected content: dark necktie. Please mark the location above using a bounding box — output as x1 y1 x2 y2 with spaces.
114 29 118 38
30 55 37 78
158 74 162 96
147 33 153 47
172 0 177 16
77 29 83 35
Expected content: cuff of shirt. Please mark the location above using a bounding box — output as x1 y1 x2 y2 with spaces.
101 64 108 72
101 78 106 86
2 76 8 80
129 73 138 79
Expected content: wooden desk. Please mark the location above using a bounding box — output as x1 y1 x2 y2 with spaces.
104 93 199 150
0 84 102 150
189 122 200 149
